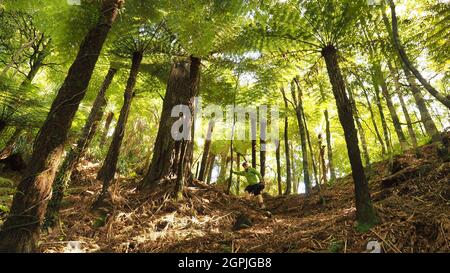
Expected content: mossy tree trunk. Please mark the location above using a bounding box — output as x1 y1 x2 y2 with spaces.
0 0 122 253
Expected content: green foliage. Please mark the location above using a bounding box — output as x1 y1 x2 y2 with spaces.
0 0 447 196
328 240 344 253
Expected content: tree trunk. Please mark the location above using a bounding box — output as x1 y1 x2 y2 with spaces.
218 153 229 183
259 118 266 178
0 0 121 253
44 67 117 227
374 62 409 151
0 127 23 160
206 154 215 185
292 79 311 195
251 116 257 168
281 88 292 194
178 57 202 193
290 142 298 193
324 110 336 181
318 134 327 185
403 66 439 141
360 83 386 155
413 112 425 136
95 52 142 203
373 75 392 157
235 154 240 195
322 45 377 226
347 82 370 167
386 60 418 150
386 0 450 110
303 113 320 186
99 112 114 147
275 140 282 195
198 120 214 181
143 57 201 190
143 60 195 186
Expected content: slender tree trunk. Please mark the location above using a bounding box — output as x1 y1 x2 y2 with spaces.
44 67 117 227
100 112 114 147
0 39 35 78
290 142 298 193
281 88 292 194
403 67 439 141
322 45 377 226
361 85 386 155
0 0 122 253
95 52 142 204
414 112 426 136
303 113 319 186
347 83 370 167
194 161 200 178
386 60 418 149
206 154 215 185
251 116 257 168
317 83 335 181
235 154 240 195
292 79 311 195
373 75 392 156
374 63 409 151
198 120 214 181
275 141 282 195
259 117 266 178
218 153 229 183
386 0 450 110
324 110 336 182
318 134 327 185
0 127 23 160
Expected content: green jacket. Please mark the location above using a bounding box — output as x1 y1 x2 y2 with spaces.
232 167 262 187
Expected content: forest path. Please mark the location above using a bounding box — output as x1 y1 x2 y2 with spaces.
1 135 449 253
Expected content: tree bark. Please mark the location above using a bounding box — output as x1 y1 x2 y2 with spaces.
44 67 117 227
0 127 23 160
259 118 266 178
275 141 282 195
142 57 201 189
403 67 439 140
347 82 370 167
280 88 292 194
386 0 450 110
292 79 311 195
290 142 298 193
373 74 392 156
235 154 240 195
95 52 142 203
386 60 418 150
324 110 336 181
303 113 320 186
206 154 215 185
218 153 229 183
0 0 122 253
359 80 386 155
319 79 336 180
251 116 257 169
374 62 409 151
322 45 377 226
198 120 214 181
318 134 327 185
99 111 114 147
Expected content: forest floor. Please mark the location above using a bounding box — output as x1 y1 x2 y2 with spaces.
1 134 449 253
